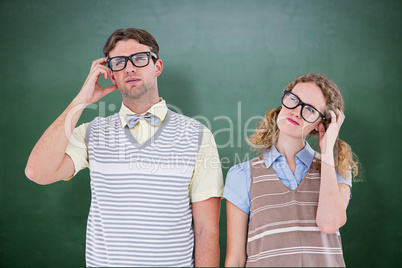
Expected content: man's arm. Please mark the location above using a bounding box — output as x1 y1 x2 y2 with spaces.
25 58 117 184
192 197 221 267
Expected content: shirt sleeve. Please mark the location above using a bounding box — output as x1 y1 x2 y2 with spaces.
189 126 224 202
64 123 89 180
223 162 252 215
336 169 352 187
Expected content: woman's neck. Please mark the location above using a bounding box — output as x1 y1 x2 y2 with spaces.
276 133 305 161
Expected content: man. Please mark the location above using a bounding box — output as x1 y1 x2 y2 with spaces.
25 28 223 267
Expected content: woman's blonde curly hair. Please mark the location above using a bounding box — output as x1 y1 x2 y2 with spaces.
248 73 359 179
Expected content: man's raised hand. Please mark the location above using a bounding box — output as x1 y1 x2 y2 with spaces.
77 57 118 105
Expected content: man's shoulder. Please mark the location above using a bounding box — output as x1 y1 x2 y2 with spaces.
168 110 205 128
89 113 120 123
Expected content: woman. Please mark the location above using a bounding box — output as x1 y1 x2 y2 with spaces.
224 73 358 267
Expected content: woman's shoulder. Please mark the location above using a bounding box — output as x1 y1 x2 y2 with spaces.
228 160 252 176
224 160 253 214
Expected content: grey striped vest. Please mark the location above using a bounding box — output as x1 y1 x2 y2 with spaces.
84 110 203 267
246 155 346 267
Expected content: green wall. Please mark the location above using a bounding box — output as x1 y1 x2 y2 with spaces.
1 0 401 267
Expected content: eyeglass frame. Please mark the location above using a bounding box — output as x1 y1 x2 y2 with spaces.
107 51 158 72
281 90 327 123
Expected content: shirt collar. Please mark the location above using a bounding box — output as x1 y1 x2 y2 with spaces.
296 141 315 167
262 142 315 168
262 145 282 169
119 98 168 128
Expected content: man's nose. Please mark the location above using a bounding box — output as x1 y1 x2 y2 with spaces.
125 59 137 73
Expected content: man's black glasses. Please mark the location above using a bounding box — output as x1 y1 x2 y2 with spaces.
107 51 158 72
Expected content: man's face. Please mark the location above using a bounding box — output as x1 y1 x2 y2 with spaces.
108 39 162 101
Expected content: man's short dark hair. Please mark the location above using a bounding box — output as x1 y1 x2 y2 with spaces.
103 28 159 60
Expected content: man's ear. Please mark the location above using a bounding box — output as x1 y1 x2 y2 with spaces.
155 59 163 77
109 69 116 85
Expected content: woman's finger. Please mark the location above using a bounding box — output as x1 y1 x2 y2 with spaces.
329 110 337 124
337 109 345 128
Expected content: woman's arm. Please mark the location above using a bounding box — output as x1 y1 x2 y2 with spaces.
316 109 351 234
225 201 249 267
316 161 350 234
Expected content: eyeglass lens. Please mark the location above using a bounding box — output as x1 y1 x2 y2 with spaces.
282 91 321 123
109 52 151 71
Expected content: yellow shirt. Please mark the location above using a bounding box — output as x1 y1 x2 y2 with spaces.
65 99 223 202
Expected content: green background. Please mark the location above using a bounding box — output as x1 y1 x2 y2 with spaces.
1 0 401 267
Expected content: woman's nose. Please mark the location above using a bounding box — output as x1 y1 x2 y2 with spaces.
291 105 302 118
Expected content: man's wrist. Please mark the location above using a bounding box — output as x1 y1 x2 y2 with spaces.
71 96 90 110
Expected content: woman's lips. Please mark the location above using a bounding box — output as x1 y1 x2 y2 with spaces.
287 118 300 125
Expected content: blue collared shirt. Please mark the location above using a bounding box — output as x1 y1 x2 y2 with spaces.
264 143 316 190
223 143 352 215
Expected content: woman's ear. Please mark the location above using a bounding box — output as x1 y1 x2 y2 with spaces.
315 122 324 132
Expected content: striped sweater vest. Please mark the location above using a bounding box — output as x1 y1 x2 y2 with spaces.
246 155 345 267
84 110 203 267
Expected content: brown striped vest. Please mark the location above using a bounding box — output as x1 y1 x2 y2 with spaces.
246 155 346 267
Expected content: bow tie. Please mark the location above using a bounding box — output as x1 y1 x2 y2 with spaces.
125 113 160 128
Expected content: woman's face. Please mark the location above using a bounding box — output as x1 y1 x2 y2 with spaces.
277 82 327 140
